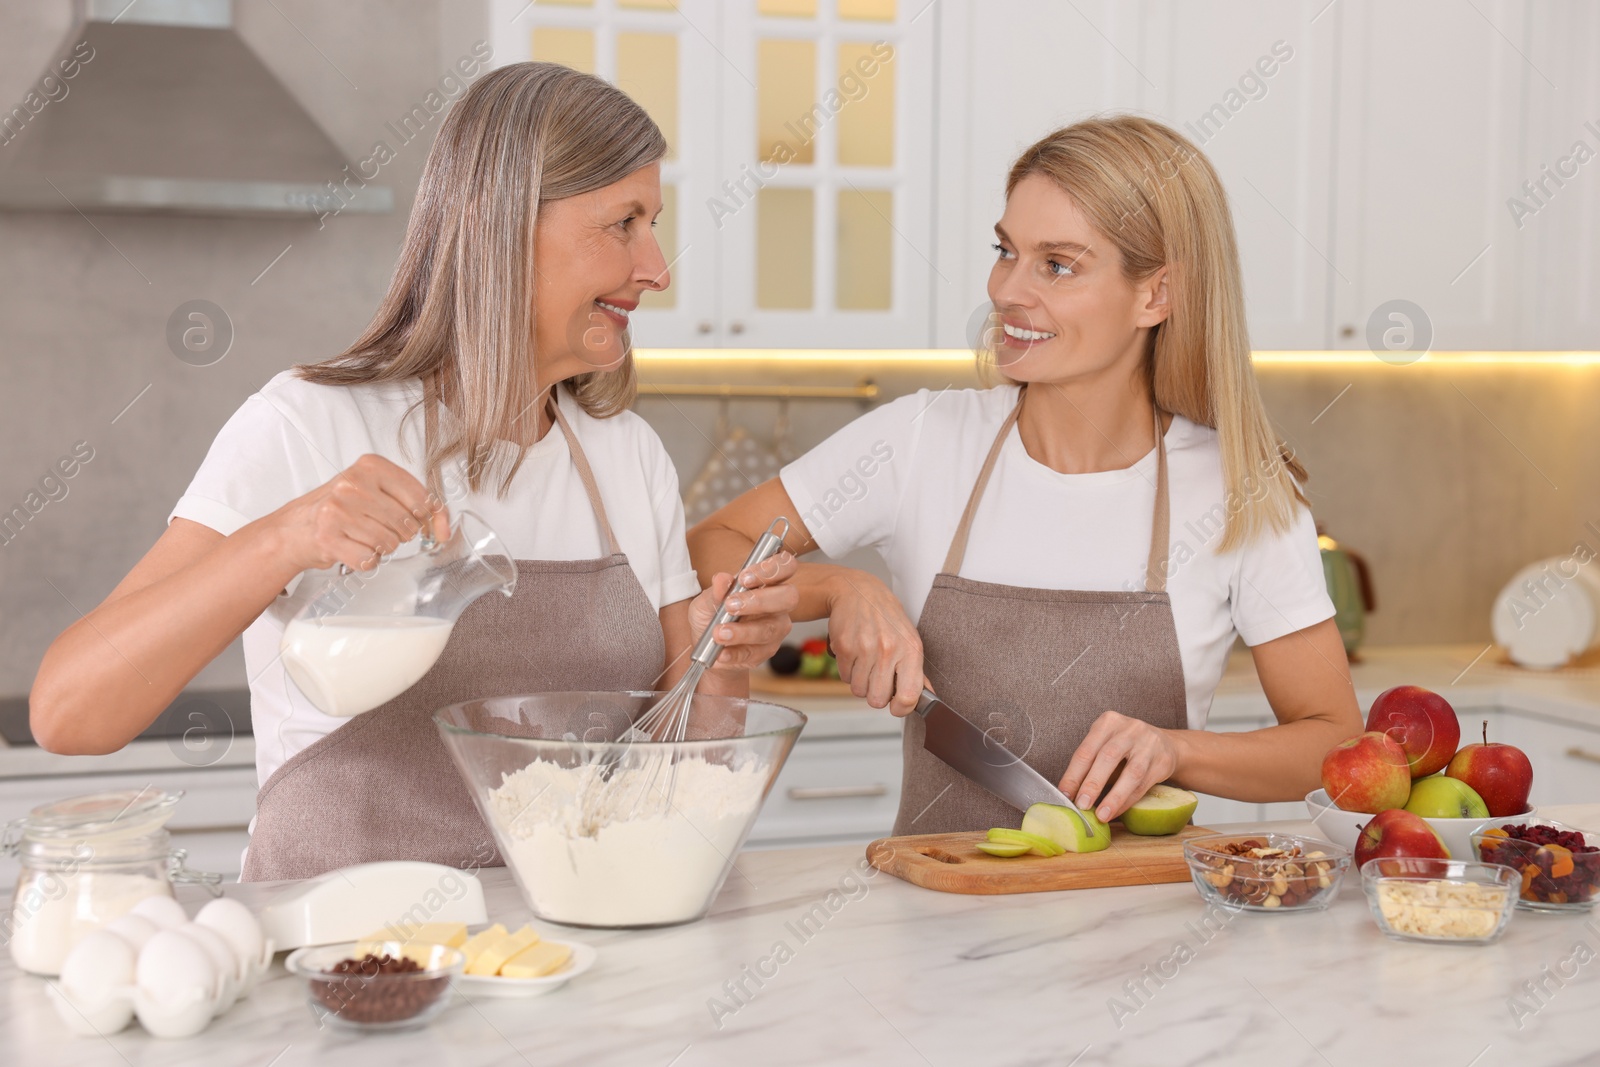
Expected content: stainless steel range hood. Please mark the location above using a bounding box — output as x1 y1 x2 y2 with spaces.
0 0 392 218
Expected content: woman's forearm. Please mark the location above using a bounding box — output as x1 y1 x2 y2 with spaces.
1169 712 1352 803
688 525 845 623
30 519 300 754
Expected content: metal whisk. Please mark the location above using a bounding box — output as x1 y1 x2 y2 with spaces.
589 517 791 821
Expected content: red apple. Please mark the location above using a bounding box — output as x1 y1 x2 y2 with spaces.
1446 720 1534 817
1365 685 1461 778
1321 731 1412 814
1355 808 1452 869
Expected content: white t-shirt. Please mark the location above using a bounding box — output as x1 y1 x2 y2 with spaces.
171 370 701 786
778 385 1334 729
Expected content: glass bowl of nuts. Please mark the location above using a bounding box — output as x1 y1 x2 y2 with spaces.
1182 833 1350 912
1361 857 1518 944
1471 821 1600 912
286 941 465 1032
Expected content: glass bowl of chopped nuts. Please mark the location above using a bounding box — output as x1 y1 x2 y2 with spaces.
1183 833 1351 912
1472 821 1600 912
286 941 465 1032
1361 858 1518 944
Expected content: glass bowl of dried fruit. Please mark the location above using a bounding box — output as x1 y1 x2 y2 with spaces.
1182 833 1351 912
286 941 465 1032
1471 821 1600 912
1361 857 1518 944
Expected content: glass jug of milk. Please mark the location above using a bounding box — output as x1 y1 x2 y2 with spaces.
278 510 516 717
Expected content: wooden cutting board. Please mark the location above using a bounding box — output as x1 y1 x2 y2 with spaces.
748 668 855 697
866 823 1217 894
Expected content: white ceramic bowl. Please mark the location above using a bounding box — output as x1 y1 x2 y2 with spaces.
1304 789 1536 862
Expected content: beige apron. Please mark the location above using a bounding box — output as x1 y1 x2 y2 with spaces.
894 388 1188 835
242 404 666 881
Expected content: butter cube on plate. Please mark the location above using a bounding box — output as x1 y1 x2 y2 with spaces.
465 925 539 976
459 923 508 965
501 940 572 979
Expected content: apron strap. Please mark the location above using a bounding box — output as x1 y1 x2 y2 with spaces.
940 393 1025 575
1145 411 1171 594
549 392 624 558
940 387 1173 595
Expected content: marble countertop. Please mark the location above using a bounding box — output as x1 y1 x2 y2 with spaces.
7 805 1600 1066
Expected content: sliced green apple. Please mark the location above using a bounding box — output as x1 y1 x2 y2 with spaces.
975 840 1031 858
986 828 1064 856
1021 803 1112 853
1122 784 1199 836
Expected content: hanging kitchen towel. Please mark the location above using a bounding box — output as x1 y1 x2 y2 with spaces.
682 401 792 526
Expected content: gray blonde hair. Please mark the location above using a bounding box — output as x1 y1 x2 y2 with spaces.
993 115 1307 552
299 62 668 497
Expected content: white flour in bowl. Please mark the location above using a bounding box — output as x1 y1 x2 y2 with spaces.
487 755 769 927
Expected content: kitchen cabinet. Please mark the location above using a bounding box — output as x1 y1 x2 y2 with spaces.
1327 0 1532 351
1489 708 1600 809
492 0 937 348
747 733 902 847
931 0 1339 351
1521 1 1600 350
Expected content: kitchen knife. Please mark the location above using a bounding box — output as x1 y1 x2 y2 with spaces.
914 688 1096 837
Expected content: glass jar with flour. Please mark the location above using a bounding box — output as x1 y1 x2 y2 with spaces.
4 788 222 976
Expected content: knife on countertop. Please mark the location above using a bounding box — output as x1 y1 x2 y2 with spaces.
914 688 1097 837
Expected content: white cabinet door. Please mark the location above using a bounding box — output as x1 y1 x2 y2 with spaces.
1329 0 1532 351
748 734 902 846
933 1 1337 350
500 0 936 348
490 0 726 348
718 1 936 347
1521 1 1600 350
930 0 1142 349
1139 2 1339 349
1498 711 1600 808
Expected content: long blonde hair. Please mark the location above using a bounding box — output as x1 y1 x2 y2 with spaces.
994 115 1306 552
299 63 667 497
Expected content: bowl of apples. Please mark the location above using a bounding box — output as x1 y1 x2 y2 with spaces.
1308 686 1536 863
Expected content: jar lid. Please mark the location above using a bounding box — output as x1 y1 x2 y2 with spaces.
20 787 183 841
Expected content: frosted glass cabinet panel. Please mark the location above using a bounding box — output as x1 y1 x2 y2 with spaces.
495 0 936 347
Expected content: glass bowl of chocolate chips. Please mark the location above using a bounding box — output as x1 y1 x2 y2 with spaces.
286 940 465 1032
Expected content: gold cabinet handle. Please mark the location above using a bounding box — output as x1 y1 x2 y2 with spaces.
787 784 888 800
1565 746 1600 766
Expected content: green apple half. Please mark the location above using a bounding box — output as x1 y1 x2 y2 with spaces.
1121 784 1200 836
1403 774 1489 819
975 840 1032 858
1021 803 1112 853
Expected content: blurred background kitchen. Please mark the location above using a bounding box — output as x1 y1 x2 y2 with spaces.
2 0 1597 878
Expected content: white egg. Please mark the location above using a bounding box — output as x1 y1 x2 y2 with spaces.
194 898 265 978
48 981 133 1037
174 925 238 1014
60 930 136 1004
133 986 213 1039
136 930 217 1003
103 914 159 952
129 895 189 930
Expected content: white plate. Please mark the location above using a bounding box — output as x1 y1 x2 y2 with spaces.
453 940 596 999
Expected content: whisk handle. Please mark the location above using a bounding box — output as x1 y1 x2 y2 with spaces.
690 517 792 669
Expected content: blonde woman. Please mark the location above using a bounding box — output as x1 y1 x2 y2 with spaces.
31 64 798 879
691 116 1361 835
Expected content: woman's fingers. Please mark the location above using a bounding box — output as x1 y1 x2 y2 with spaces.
737 550 797 589
1096 755 1157 821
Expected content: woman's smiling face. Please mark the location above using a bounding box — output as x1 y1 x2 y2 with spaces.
986 173 1169 385
532 161 669 383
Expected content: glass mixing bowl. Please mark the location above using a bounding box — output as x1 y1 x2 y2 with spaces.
436 692 805 929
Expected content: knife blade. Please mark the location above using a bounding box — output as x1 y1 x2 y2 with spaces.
914 688 1097 837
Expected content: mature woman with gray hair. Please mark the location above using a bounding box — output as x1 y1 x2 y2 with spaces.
31 63 799 880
